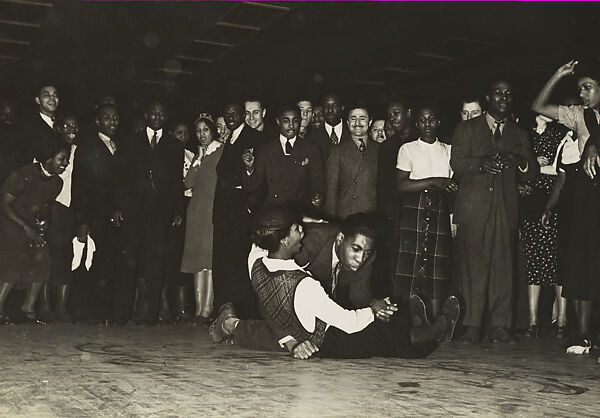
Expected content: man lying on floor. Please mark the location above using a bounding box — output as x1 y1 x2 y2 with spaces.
209 205 460 359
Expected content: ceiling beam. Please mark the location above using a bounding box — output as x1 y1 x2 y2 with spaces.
0 18 41 28
0 53 20 60
416 52 453 61
194 39 235 48
216 21 260 31
0 0 53 7
0 37 30 45
174 55 213 63
242 2 290 12
156 67 193 76
382 67 419 74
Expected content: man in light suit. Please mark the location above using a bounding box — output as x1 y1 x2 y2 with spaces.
242 104 325 215
324 103 379 220
451 80 537 344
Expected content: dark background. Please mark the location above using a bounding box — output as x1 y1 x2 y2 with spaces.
1 1 598 132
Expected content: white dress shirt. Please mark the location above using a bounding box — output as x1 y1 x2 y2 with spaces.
98 132 116 155
279 134 297 155
324 121 343 141
146 127 163 145
40 113 54 129
229 123 245 145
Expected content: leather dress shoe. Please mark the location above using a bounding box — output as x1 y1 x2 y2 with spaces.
488 327 518 344
23 311 46 325
438 296 460 343
209 302 237 343
409 294 430 327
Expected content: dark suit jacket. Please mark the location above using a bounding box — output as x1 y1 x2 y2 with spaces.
213 124 265 225
114 130 183 220
324 137 379 219
243 136 325 211
450 115 537 229
19 113 57 163
305 124 351 165
71 132 118 228
295 223 374 309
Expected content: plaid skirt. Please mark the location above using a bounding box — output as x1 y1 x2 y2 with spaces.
395 189 451 304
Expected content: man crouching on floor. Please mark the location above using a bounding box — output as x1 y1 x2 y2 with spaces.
209 205 460 359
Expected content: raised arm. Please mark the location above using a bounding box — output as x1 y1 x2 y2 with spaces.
531 60 578 120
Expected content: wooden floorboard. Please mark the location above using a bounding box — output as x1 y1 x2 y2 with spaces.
0 324 598 417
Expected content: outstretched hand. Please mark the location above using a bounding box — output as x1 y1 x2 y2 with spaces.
292 340 319 359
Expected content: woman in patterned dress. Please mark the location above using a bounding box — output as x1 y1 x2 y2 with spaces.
395 105 457 320
520 114 569 338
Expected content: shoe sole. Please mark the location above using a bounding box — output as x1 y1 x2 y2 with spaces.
440 296 460 344
409 294 430 327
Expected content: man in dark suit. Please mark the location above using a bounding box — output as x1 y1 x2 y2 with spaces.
111 101 184 325
213 101 266 319
242 104 325 215
324 104 379 220
451 80 536 344
71 103 120 324
375 99 416 297
19 84 60 164
295 219 375 309
305 93 350 163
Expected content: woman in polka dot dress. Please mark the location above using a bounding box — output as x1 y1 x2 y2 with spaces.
519 114 569 338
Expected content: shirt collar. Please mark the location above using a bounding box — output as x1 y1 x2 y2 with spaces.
485 112 507 132
262 256 306 273
39 162 52 177
98 131 113 142
325 121 343 136
204 140 222 156
146 127 163 142
40 113 54 129
279 134 296 146
230 123 245 144
331 242 340 271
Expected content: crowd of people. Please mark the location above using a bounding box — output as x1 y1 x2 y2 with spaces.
1 59 600 360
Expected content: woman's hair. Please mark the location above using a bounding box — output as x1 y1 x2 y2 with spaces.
35 137 71 163
251 225 292 252
194 116 218 144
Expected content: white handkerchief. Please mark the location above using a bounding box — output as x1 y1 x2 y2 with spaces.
71 236 97 271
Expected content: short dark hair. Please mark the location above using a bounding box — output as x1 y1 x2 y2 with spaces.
55 112 79 128
340 212 378 243
35 137 71 163
252 224 293 252
460 95 482 107
576 60 600 84
244 98 265 109
276 103 300 119
145 100 168 114
96 103 118 118
346 102 370 119
414 103 441 119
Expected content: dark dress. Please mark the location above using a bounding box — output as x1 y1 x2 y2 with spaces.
0 163 62 284
519 124 566 286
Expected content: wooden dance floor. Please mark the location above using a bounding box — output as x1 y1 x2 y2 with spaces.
0 323 598 416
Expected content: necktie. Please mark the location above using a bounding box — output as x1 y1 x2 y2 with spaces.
331 262 341 295
285 139 293 156
358 138 366 155
330 128 339 145
151 130 158 150
493 121 503 142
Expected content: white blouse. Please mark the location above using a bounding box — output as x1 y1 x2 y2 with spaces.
396 139 453 180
